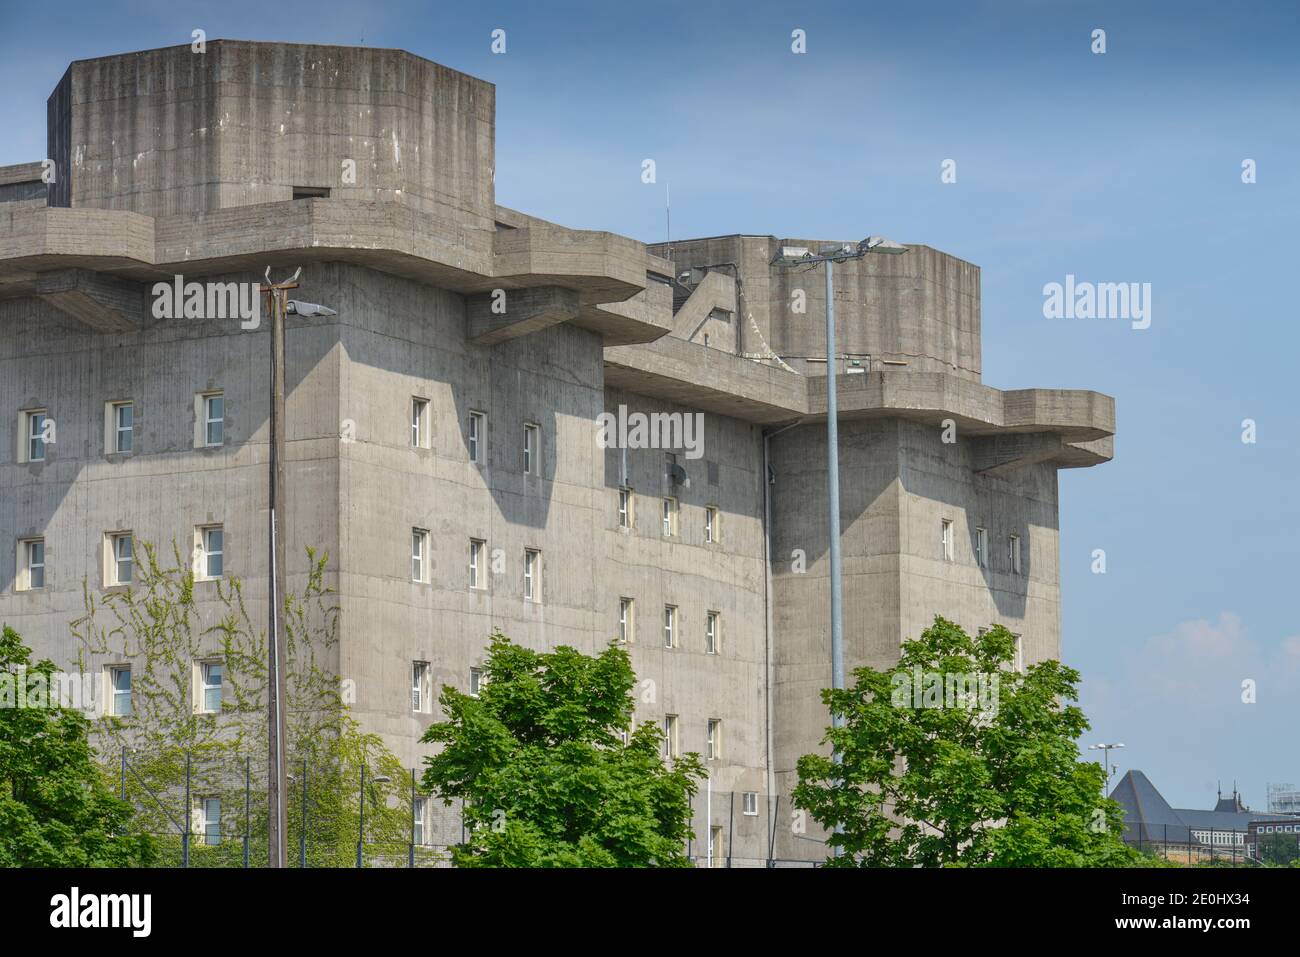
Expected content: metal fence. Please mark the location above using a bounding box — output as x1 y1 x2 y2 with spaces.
115 749 462 868
114 753 827 868
1122 825 1263 866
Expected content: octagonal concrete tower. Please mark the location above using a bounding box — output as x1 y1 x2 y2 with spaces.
46 41 495 223
1 41 1113 864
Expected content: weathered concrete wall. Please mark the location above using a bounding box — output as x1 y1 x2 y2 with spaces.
0 265 343 690
49 42 495 226
766 415 1059 860
655 237 981 381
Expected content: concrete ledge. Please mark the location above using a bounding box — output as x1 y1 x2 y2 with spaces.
604 335 806 425
0 199 669 344
467 285 580 345
34 268 143 332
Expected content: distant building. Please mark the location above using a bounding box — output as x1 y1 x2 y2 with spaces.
1109 770 1293 852
1245 819 1300 863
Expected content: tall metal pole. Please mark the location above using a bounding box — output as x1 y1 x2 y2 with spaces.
826 257 844 706
243 756 251 868
825 258 846 860
357 763 365 868
300 757 308 867
263 278 294 869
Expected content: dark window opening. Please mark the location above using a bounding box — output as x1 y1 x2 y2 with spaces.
293 186 330 199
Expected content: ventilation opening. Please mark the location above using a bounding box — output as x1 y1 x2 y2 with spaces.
293 186 330 199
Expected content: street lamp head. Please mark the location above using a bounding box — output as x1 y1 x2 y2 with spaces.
772 245 813 265
860 236 907 255
286 300 337 317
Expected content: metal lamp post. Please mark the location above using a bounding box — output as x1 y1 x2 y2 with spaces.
770 237 906 715
259 267 337 868
1089 742 1126 796
771 237 905 858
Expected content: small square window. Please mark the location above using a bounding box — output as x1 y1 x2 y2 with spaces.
411 398 429 449
975 527 987 568
469 539 485 589
200 797 222 845
704 506 719 543
196 526 224 580
706 612 719 655
662 497 677 537
412 529 428 583
742 791 758 816
709 826 723 866
198 661 223 714
468 411 485 463
663 605 677 648
412 661 430 713
941 519 954 562
663 714 679 758
197 393 224 448
618 487 633 529
524 548 540 602
22 409 50 463
109 401 134 454
108 533 133 586
17 538 44 591
469 667 483 697
1009 534 1022 575
109 666 132 716
413 796 427 846
523 423 539 475
706 718 721 761
618 598 634 644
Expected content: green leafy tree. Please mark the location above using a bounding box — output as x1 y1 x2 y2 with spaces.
794 616 1150 867
71 542 414 866
0 627 154 866
1258 832 1300 867
420 633 705 867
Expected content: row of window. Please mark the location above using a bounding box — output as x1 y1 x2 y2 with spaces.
87 659 222 718
405 790 761 848
618 599 721 653
411 662 485 713
413 401 542 472
942 519 1023 574
411 532 542 598
14 527 224 592
16 394 224 462
660 713 727 761
618 491 720 543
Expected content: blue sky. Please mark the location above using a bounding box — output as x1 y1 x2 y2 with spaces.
3 0 1298 812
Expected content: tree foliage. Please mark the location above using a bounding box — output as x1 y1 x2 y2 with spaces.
420 633 705 867
0 627 154 866
70 542 413 866
794 616 1149 867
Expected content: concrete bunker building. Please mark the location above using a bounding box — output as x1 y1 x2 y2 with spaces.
0 41 1114 863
